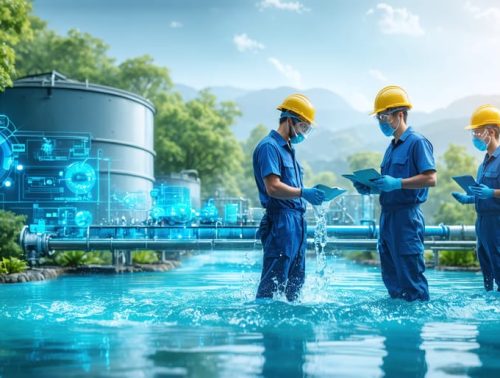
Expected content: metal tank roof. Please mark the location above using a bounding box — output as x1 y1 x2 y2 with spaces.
13 71 156 113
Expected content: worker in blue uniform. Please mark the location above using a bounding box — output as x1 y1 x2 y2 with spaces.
353 85 437 301
452 104 500 291
253 94 325 301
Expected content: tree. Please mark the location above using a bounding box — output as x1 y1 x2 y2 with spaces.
0 0 32 91
239 124 269 206
155 90 244 197
15 24 116 83
305 171 339 187
424 144 477 224
344 151 383 191
107 55 172 101
0 210 25 259
347 151 383 171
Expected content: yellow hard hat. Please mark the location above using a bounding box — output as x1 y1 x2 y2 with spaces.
371 85 413 115
465 104 500 130
277 93 315 124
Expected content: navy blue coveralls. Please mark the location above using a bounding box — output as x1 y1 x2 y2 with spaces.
475 146 500 291
253 130 307 301
378 127 435 301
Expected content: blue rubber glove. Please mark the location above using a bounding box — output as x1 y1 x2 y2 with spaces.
301 187 325 205
469 184 495 199
353 182 371 195
371 175 402 192
451 192 474 204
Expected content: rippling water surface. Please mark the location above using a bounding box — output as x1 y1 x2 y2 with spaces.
0 250 499 377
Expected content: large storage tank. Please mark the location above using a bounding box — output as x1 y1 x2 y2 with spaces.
156 170 201 210
0 71 155 225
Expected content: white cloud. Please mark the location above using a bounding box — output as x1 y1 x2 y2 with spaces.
369 3 424 37
268 57 302 87
369 69 388 82
464 1 500 23
366 8 374 16
170 21 183 28
233 34 265 53
257 0 309 13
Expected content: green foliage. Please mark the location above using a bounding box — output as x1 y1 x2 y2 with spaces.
85 251 111 265
0 210 26 259
306 171 339 188
15 25 116 83
345 151 383 191
424 144 477 224
132 250 158 264
53 250 111 266
0 257 27 274
347 151 383 172
344 251 377 262
55 251 87 267
155 90 244 197
424 250 434 262
107 55 172 101
239 124 269 206
0 0 32 91
439 250 478 267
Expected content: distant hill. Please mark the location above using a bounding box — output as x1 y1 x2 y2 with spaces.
173 83 492 165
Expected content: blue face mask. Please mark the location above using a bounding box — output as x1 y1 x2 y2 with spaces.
290 133 305 144
288 118 307 144
379 121 395 137
472 136 488 151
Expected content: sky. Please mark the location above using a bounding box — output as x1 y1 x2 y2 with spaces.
33 0 500 112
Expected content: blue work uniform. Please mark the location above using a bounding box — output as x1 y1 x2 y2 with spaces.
474 146 500 291
378 127 435 301
253 130 307 301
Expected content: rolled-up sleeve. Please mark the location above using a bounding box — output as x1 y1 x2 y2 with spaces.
413 138 436 173
256 143 281 179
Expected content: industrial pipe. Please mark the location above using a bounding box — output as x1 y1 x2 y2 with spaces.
20 225 477 257
44 224 476 241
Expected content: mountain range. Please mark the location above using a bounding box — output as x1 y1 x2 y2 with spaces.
174 84 495 167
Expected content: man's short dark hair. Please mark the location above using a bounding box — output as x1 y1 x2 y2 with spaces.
486 125 500 139
387 107 408 123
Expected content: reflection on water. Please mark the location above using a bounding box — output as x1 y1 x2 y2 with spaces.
0 250 499 377
382 322 427 378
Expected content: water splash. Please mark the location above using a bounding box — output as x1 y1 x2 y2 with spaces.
309 203 336 301
312 203 328 276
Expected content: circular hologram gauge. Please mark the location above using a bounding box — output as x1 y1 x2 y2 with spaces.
65 162 97 195
74 210 93 227
149 206 165 220
0 133 14 183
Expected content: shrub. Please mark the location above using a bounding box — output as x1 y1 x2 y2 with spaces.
424 251 434 262
55 251 87 267
438 250 478 267
85 251 111 265
132 250 158 264
0 210 26 259
344 251 377 262
0 257 28 274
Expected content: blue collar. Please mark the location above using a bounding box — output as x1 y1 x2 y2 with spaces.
398 126 413 142
391 126 412 146
492 145 500 158
486 145 500 160
270 130 289 148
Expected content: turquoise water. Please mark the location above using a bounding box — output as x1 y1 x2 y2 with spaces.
0 250 499 378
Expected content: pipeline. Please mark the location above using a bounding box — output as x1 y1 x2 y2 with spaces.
24 223 476 240
20 224 477 258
